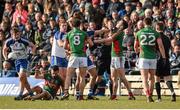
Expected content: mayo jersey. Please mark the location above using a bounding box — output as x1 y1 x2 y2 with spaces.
51 31 66 58
66 28 87 57
136 27 160 59
5 38 30 59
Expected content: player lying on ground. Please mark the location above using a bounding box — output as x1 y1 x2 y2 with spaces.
23 66 63 100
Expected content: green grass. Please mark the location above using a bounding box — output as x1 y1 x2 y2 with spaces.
0 96 179 109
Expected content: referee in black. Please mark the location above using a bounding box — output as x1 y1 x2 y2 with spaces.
155 22 176 102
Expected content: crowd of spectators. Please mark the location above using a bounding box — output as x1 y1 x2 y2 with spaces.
0 0 179 77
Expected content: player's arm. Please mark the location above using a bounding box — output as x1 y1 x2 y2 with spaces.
34 69 44 79
63 38 70 50
2 42 9 60
134 34 139 54
94 28 110 36
157 37 166 59
58 39 64 47
29 42 36 55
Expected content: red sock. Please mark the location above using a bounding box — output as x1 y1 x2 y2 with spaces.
145 89 150 97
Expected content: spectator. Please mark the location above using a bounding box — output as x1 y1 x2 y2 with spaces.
3 1 14 23
106 0 124 17
12 2 28 25
22 21 35 43
0 60 17 77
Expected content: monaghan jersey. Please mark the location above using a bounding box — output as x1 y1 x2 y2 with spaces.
51 31 66 58
136 27 160 59
66 28 87 57
5 37 31 59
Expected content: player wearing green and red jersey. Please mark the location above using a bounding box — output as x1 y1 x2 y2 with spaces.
134 18 166 102
94 19 135 100
61 18 94 100
23 66 63 100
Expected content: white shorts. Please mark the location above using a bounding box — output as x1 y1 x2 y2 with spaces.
111 57 125 69
68 56 87 68
138 58 157 69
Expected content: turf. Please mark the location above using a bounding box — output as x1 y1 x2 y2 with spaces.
0 96 179 109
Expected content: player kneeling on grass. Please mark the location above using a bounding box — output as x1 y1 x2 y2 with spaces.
23 66 63 100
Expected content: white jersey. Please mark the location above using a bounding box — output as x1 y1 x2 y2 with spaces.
51 31 66 58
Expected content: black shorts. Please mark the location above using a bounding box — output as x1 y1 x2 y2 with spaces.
156 58 170 77
96 58 111 76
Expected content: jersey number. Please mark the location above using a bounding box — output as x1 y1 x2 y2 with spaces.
73 36 80 45
140 35 156 46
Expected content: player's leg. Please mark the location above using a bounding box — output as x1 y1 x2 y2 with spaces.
30 91 52 100
110 68 118 100
78 67 87 100
119 68 135 100
75 69 80 99
148 69 155 100
164 76 176 102
155 76 161 102
15 59 33 100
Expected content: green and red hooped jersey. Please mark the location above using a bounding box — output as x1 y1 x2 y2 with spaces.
43 73 62 97
136 27 160 59
66 28 87 57
111 32 124 57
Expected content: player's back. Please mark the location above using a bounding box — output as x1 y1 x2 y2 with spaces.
136 27 159 59
67 28 87 57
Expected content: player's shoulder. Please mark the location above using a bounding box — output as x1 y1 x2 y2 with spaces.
5 38 14 45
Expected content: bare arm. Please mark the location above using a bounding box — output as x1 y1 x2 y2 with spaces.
34 69 44 79
63 38 70 50
58 39 64 47
94 28 110 36
134 39 139 54
2 45 9 60
157 37 166 59
29 42 36 55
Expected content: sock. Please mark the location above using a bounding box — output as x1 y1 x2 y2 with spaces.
166 81 174 94
128 91 133 96
145 89 150 97
76 90 80 97
88 89 93 96
19 91 23 96
155 82 161 99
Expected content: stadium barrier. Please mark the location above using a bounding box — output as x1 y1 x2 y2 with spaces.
0 75 179 96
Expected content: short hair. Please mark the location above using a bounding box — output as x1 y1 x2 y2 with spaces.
156 21 164 31
51 65 59 71
143 17 152 26
72 18 81 27
11 26 19 33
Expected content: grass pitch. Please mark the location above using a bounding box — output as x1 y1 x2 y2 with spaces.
0 96 179 109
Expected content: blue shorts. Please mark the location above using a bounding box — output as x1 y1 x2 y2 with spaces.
87 57 96 70
15 59 28 73
51 56 68 68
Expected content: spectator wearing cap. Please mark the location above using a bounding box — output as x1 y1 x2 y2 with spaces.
106 0 124 17
3 1 14 23
12 2 28 25
0 60 17 77
118 2 132 18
